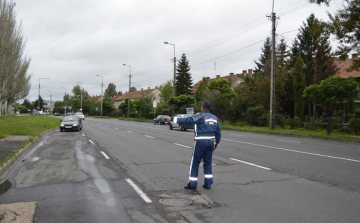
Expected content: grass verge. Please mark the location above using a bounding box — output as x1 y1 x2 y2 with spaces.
0 115 60 167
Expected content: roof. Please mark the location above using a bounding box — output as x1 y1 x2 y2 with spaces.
333 57 360 78
191 73 245 93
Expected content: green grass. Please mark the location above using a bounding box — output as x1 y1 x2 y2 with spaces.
0 115 60 139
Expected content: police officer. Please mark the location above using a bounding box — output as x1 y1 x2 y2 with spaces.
167 99 221 190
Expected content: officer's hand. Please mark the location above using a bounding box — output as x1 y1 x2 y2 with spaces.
166 117 171 122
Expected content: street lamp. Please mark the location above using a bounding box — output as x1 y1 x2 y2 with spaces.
123 64 132 118
164 41 176 116
38 78 49 111
96 75 103 116
77 82 83 111
47 90 52 115
62 87 66 114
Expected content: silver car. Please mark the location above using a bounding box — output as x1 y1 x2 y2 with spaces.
169 114 194 131
75 112 85 120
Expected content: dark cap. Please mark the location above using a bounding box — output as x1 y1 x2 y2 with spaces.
202 100 212 109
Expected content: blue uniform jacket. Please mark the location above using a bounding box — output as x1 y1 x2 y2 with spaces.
173 111 221 146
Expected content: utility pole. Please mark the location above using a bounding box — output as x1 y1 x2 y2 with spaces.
96 75 103 116
39 78 49 111
77 82 83 111
123 64 131 118
164 41 176 116
269 12 276 130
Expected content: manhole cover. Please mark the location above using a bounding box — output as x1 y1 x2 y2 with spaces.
159 198 193 207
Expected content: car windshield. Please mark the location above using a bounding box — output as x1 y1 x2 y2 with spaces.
63 116 77 122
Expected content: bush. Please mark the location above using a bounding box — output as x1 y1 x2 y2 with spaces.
245 105 266 126
349 115 360 135
258 113 269 127
304 118 323 130
285 117 295 129
275 114 286 128
331 116 342 131
340 126 352 134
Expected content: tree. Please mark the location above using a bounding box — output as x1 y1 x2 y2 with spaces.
194 77 209 102
207 79 237 122
22 99 32 109
176 53 193 95
310 0 360 70
33 96 44 110
303 76 358 134
168 95 195 113
0 0 31 115
276 38 291 69
102 101 115 116
118 91 123 96
254 37 272 74
119 98 133 115
130 87 137 92
293 55 306 118
105 83 118 98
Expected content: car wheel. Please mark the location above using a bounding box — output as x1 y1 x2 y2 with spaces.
60 129 63 132
153 121 156 125
169 124 173 130
183 128 187 131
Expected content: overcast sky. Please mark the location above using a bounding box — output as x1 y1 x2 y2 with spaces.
14 0 342 102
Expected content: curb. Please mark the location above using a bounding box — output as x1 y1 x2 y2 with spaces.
0 129 55 178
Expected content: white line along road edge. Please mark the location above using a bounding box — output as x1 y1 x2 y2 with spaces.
174 143 192 148
126 178 152 203
101 151 110 160
230 158 272 170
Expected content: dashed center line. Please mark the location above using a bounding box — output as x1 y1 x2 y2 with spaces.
126 178 152 203
145 135 154 139
89 140 94 144
277 139 301 144
174 143 192 148
127 131 133 133
115 128 119 129
82 134 85 136
230 158 271 170
101 151 110 159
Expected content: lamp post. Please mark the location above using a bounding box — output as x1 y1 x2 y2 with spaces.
62 87 66 114
123 64 132 118
47 90 52 115
164 41 176 116
96 75 103 116
38 78 49 111
77 82 83 111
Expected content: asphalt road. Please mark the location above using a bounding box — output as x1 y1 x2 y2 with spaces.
1 117 360 222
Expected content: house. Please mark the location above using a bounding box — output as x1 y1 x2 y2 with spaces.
191 69 253 93
112 87 161 109
333 54 360 113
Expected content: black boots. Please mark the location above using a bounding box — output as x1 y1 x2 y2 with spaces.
203 184 211 190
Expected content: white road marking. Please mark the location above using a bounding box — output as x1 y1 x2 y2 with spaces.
82 134 85 136
230 158 271 170
105 125 109 127
89 140 94 144
145 135 154 139
126 178 152 203
224 139 360 163
277 139 301 144
101 151 110 159
115 128 119 129
174 143 192 148
127 131 133 133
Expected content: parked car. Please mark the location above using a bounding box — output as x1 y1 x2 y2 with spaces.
66 112 73 116
54 112 60 116
153 115 169 125
169 114 194 131
60 115 82 132
75 112 85 120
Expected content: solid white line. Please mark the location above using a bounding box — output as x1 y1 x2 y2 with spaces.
174 143 192 148
82 134 85 136
127 131 133 133
145 135 154 138
230 158 271 170
89 140 94 144
126 178 152 203
277 139 301 144
115 128 119 129
223 139 360 163
101 151 110 159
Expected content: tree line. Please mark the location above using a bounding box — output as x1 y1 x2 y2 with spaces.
0 0 31 115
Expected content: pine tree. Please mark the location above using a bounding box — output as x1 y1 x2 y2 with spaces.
276 38 291 69
254 37 272 74
175 53 193 96
293 55 305 118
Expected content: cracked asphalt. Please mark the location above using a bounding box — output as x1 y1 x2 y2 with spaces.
1 117 360 223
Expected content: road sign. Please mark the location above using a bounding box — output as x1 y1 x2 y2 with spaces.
68 106 72 109
95 107 99 111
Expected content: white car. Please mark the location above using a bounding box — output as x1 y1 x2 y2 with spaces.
75 112 85 120
169 114 194 131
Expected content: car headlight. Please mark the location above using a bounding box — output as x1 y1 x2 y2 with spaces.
60 124 64 127
73 124 78 126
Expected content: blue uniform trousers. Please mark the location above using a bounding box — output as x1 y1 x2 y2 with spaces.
188 139 214 187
